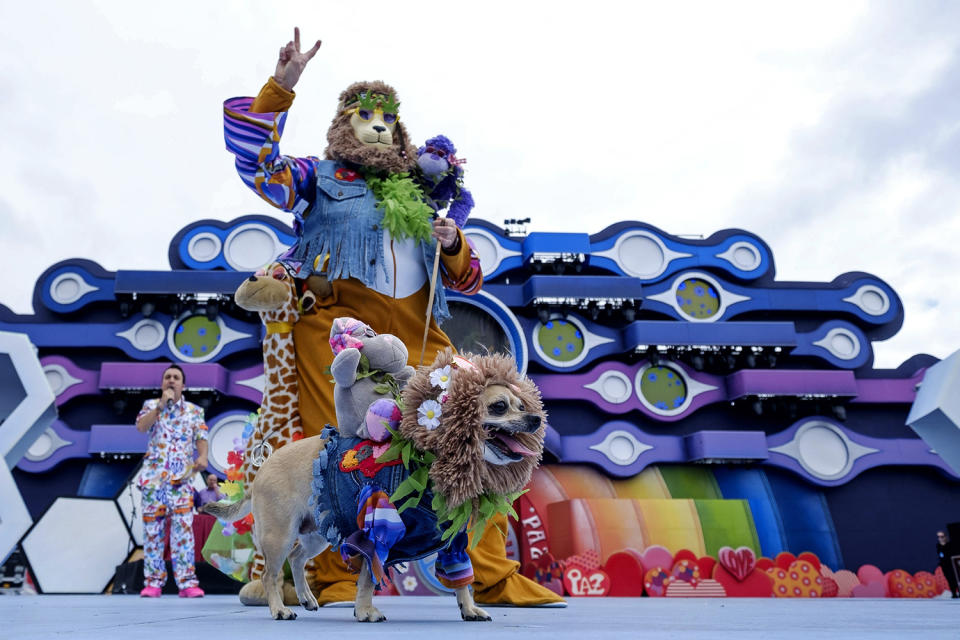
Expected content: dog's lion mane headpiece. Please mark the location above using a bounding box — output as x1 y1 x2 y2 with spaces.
398 349 546 509
324 80 419 175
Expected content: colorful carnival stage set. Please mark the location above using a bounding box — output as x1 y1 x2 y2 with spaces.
2 214 960 599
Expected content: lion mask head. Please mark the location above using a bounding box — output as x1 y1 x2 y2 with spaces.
324 80 419 175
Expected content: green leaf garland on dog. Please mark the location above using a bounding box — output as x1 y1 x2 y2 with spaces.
377 427 526 549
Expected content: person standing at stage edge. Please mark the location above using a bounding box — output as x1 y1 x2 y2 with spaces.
937 530 959 597
135 364 208 598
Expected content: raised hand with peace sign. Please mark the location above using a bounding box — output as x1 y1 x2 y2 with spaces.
274 27 322 91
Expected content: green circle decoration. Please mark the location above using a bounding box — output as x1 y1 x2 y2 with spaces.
639 365 687 411
537 319 584 362
676 278 720 319
173 316 222 358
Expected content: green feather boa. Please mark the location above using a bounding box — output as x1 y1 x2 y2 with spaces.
365 173 435 244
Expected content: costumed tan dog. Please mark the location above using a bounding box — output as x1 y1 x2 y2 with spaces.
204 349 545 622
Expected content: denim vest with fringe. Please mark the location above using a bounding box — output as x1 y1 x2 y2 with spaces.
289 160 450 325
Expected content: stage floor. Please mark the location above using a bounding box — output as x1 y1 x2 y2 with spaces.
3 595 956 639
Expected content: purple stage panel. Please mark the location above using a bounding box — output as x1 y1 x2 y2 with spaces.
852 371 923 403
100 362 230 391
725 369 858 399
684 430 768 462
87 424 149 453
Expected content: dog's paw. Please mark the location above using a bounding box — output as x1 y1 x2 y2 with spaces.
300 592 319 611
460 604 492 622
354 604 386 623
270 606 297 621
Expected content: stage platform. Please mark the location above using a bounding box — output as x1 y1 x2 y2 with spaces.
3 595 955 639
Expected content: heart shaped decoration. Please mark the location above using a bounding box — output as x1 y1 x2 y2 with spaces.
767 559 823 598
775 551 797 571
718 546 757 582
820 566 860 598
639 545 675 575
851 580 885 598
887 569 937 598
857 564 885 586
665 578 727 597
714 563 773 597
821 576 839 597
644 566 673 597
604 549 645 597
565 549 601 571
671 558 701 585
563 565 610 597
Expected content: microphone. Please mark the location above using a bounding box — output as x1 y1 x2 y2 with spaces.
166 399 174 410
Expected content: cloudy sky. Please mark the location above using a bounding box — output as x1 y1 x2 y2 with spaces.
1 1 957 368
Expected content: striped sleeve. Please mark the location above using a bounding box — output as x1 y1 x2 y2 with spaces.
440 231 483 295
435 530 474 589
223 96 317 213
339 485 406 587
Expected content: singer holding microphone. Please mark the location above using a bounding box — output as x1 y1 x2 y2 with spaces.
134 364 209 598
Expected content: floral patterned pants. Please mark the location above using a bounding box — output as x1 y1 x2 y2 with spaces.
141 482 198 590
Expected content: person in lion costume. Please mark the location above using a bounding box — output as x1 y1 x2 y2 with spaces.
222 27 563 608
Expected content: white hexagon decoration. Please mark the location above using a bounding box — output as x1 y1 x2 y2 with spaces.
21 497 132 593
593 230 691 280
0 331 58 563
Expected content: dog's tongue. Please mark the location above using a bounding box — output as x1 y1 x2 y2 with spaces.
495 433 535 456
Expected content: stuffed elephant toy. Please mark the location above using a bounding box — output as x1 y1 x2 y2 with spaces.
329 317 415 441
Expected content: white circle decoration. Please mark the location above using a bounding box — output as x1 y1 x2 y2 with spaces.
464 230 500 275
207 414 249 473
796 425 849 478
769 420 880 482
715 241 763 272
619 235 665 278
812 327 861 361
27 433 53 459
842 284 890 316
49 273 99 305
589 429 653 466
187 232 223 263
584 370 633 404
224 224 282 271
831 333 856 357
115 319 167 352
532 314 614 369
645 271 751 323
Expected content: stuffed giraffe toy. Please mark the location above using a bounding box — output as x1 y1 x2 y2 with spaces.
233 261 316 591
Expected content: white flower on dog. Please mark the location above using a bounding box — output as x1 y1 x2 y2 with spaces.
403 575 418 592
430 365 452 390
417 399 443 430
